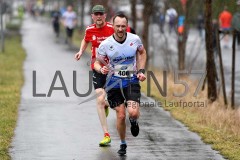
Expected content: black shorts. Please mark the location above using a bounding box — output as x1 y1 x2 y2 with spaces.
107 83 141 108
92 69 107 89
66 27 74 38
53 23 59 33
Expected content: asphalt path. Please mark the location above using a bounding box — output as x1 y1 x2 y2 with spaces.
9 15 225 160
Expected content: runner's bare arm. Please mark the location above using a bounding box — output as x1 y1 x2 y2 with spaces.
74 39 89 60
73 18 77 28
94 60 102 73
136 47 147 81
60 16 66 27
94 56 109 74
137 47 147 70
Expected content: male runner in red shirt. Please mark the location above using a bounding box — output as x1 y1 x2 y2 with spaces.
74 5 113 146
219 6 232 48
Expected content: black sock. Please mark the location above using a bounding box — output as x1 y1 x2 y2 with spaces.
129 117 137 123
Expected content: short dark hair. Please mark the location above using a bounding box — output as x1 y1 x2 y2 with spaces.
113 13 128 24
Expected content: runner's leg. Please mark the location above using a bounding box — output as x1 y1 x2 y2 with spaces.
95 88 108 133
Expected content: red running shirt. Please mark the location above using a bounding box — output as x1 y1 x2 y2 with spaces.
219 11 232 28
84 22 114 70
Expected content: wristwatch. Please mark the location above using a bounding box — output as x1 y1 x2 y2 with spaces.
137 69 145 74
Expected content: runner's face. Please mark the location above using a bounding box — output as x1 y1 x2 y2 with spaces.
67 6 73 12
113 17 127 39
92 12 106 26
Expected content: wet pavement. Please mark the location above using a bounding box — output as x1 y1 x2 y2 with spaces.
10 15 225 160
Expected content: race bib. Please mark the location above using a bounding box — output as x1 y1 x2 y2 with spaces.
114 64 135 78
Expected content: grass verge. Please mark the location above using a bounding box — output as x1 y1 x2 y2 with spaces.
0 36 25 159
141 68 240 160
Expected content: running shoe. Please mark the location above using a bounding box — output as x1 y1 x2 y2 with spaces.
99 136 111 147
129 118 139 137
117 144 127 155
105 100 109 117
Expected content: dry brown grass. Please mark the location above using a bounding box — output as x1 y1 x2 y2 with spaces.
141 68 240 159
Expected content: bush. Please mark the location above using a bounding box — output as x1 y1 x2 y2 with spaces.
6 18 21 31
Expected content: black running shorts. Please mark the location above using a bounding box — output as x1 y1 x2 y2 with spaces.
92 69 107 89
107 83 141 108
66 27 74 38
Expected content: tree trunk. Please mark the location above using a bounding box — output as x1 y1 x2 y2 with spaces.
0 0 4 52
205 0 217 102
65 0 75 5
231 30 236 108
130 0 137 30
178 37 186 70
80 0 85 31
178 0 193 70
142 0 154 69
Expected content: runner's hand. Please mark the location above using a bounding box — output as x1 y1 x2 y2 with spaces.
137 73 146 82
75 52 81 60
101 66 109 74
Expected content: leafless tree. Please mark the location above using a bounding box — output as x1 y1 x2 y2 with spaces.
142 0 154 69
205 0 217 102
130 0 137 30
80 0 85 31
178 0 193 70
